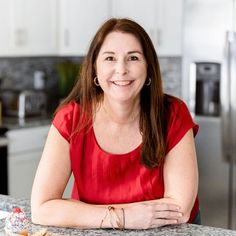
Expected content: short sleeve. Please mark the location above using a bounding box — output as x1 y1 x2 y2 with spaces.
52 102 78 142
165 97 199 153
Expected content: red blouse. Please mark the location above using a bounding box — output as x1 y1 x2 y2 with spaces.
52 95 199 223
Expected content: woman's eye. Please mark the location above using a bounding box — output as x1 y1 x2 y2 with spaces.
105 56 115 61
129 56 139 61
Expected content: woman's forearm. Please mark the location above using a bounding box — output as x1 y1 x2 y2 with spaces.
31 199 108 228
31 198 183 229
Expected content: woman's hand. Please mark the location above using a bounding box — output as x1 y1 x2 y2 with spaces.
124 202 183 229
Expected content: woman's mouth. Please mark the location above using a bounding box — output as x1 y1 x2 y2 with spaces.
111 80 133 86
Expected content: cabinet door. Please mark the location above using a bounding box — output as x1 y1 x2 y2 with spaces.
7 125 50 198
0 0 11 56
111 0 183 56
158 0 183 56
111 0 161 52
9 0 57 56
8 150 42 198
7 125 49 154
59 0 109 56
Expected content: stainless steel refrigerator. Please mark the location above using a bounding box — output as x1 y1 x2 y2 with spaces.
182 0 236 229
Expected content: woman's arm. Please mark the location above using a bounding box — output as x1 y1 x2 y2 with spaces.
159 128 199 222
31 125 183 229
31 125 109 228
121 128 198 225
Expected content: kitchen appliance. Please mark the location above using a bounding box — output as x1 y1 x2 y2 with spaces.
190 62 220 116
0 89 47 118
183 0 236 230
0 127 8 195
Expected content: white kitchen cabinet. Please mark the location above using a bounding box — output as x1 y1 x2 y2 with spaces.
7 125 74 198
110 0 183 56
0 0 57 56
111 0 160 48
58 0 109 56
7 125 50 198
160 0 183 56
8 149 43 198
0 0 11 56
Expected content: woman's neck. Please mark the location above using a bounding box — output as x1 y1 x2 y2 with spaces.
101 99 141 125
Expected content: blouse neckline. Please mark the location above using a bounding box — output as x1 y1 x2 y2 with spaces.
91 127 142 158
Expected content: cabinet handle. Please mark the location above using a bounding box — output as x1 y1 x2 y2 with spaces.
156 29 162 47
64 29 69 47
149 29 155 46
15 28 27 47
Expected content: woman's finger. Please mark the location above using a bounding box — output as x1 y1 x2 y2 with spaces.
151 218 179 228
154 203 181 212
154 210 183 220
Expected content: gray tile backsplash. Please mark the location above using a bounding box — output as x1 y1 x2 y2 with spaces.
0 57 83 90
159 57 182 98
0 57 83 112
0 56 182 111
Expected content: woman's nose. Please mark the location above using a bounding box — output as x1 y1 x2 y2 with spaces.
115 60 128 75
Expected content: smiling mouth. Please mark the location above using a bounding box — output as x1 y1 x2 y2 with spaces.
111 80 133 86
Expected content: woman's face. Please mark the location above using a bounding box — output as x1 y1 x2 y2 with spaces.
95 31 147 104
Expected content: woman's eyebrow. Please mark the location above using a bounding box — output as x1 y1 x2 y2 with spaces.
102 51 115 54
101 50 143 55
127 50 143 54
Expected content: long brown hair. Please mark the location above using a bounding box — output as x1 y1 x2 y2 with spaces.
60 18 166 168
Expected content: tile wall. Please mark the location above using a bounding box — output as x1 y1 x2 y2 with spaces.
0 56 182 112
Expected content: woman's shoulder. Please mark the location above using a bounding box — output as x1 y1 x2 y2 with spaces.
53 101 81 127
164 94 188 115
164 94 198 152
52 101 81 141
56 100 80 114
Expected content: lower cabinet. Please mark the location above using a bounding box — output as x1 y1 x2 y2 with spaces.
7 125 74 198
8 149 43 198
7 125 50 198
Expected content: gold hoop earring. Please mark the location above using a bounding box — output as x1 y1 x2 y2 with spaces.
145 78 151 86
94 76 100 86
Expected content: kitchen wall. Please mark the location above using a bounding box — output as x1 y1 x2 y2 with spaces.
0 57 83 112
159 57 182 98
0 56 182 112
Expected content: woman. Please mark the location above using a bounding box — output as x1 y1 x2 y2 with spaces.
31 18 200 229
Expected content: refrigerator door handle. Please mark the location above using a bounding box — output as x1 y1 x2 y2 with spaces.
221 31 236 163
221 31 236 230
228 32 236 163
221 31 231 162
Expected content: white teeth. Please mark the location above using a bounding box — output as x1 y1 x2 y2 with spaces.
112 81 132 86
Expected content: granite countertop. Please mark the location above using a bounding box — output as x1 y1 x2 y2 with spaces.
1 115 51 130
0 195 236 236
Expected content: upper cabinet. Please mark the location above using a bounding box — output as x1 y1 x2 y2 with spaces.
0 1 11 55
160 0 183 56
110 0 183 56
110 0 160 49
0 0 183 57
58 0 109 56
0 0 57 57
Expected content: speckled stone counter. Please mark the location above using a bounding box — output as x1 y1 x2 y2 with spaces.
0 195 236 235
1 116 51 130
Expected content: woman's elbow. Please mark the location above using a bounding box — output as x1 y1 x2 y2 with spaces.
31 210 40 225
31 205 48 226
31 213 40 225
31 207 41 225
180 212 191 223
